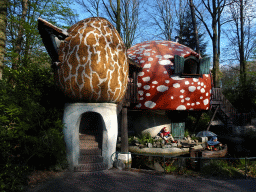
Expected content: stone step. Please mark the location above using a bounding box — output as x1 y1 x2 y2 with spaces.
79 134 101 140
80 148 101 155
78 155 103 164
74 162 108 172
79 142 99 149
79 134 97 140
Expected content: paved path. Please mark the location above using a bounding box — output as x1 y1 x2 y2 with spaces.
26 169 256 192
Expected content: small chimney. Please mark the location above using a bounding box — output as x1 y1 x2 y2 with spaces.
175 36 180 43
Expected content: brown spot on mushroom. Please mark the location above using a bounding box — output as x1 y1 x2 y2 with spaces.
77 66 84 85
71 76 80 99
69 46 79 75
87 33 96 45
81 75 92 99
63 63 70 78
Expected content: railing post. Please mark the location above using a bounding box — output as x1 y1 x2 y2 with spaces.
245 157 247 179
164 156 166 174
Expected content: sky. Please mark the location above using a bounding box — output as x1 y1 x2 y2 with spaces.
69 0 256 68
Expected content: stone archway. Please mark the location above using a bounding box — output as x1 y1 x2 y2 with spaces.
62 103 118 171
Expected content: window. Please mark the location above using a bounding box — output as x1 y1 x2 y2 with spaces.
174 55 210 77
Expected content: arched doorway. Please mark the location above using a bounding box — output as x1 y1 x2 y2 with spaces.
79 112 104 152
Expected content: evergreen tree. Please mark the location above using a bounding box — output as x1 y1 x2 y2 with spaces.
176 9 207 57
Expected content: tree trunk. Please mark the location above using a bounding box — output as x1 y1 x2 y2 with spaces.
0 0 7 80
240 0 246 86
212 0 220 88
189 0 200 55
116 0 121 34
13 0 28 69
121 107 128 153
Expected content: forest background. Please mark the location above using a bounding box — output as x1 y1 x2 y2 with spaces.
0 0 256 191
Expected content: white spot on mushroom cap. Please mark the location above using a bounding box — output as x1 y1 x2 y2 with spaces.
137 83 142 88
206 93 209 96
140 60 145 63
193 78 199 82
164 55 173 59
201 88 205 93
165 80 170 83
205 74 209 77
180 89 185 93
142 76 150 82
157 85 168 92
173 83 180 88
203 99 209 105
180 95 184 98
136 103 142 108
144 85 150 90
185 81 189 85
138 72 144 76
200 96 203 99
145 101 156 108
176 49 183 51
156 55 162 58
164 71 167 74
144 52 150 56
191 103 195 106
138 90 143 96
185 97 190 101
146 93 150 96
148 57 153 61
197 86 201 90
187 103 190 106
159 60 171 65
196 102 200 105
143 64 151 68
177 105 186 110
189 108 194 110
140 97 144 100
152 81 158 84
171 96 174 99
201 82 204 86
171 76 185 80
181 99 185 102
189 86 196 92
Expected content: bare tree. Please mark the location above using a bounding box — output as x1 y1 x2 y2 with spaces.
103 0 140 48
150 0 175 41
74 0 101 17
193 0 230 88
0 0 7 79
225 0 256 85
189 0 200 55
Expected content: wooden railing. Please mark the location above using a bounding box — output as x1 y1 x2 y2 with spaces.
212 88 251 126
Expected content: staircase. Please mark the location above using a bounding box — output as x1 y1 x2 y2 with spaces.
74 133 108 172
211 88 251 131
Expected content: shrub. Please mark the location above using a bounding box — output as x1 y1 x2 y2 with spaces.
0 65 67 190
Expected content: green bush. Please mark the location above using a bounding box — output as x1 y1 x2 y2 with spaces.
0 64 67 191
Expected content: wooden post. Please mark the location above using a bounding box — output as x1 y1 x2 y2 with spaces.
121 107 128 153
207 105 219 131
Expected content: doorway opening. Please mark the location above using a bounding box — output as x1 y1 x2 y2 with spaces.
79 112 104 151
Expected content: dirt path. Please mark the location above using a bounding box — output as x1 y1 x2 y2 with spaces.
25 168 256 192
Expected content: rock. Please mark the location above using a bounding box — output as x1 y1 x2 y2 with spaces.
171 143 177 147
154 161 164 172
147 143 153 148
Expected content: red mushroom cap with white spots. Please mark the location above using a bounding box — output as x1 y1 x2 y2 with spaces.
127 40 211 110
